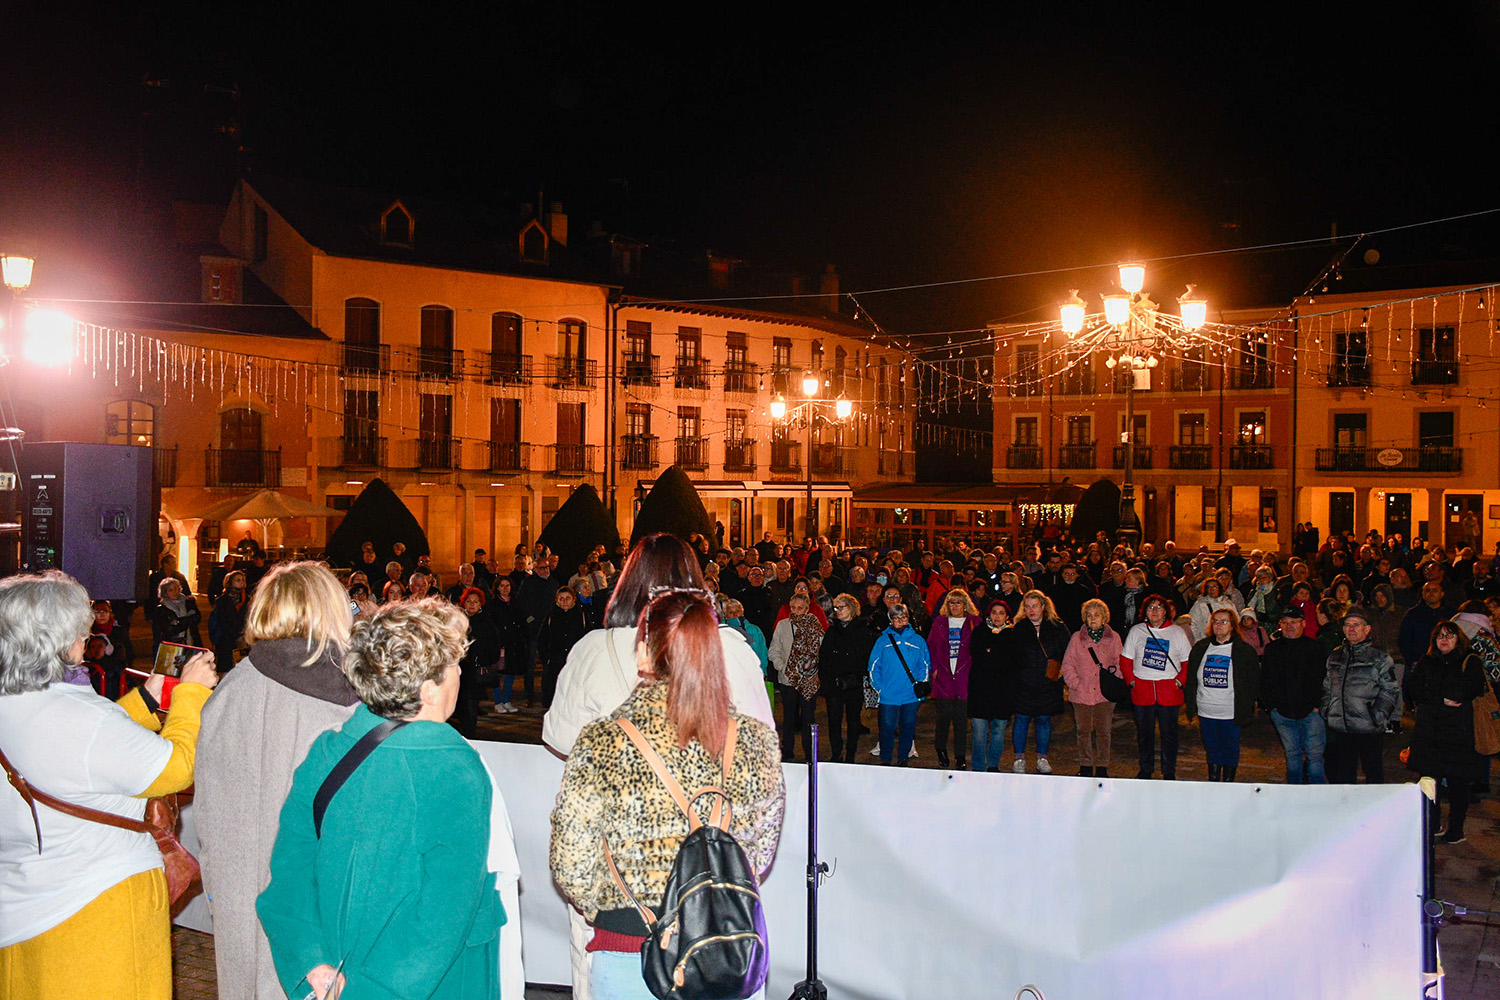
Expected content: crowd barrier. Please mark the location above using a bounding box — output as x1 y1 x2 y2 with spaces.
179 744 1425 999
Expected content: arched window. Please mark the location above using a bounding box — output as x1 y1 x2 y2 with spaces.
105 400 155 446
344 297 381 371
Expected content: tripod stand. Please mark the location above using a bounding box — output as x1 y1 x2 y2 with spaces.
788 724 829 1000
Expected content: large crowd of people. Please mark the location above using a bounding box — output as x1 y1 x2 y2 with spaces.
3 519 1497 998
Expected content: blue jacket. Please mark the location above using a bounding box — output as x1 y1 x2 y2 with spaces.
723 618 769 677
868 625 931 706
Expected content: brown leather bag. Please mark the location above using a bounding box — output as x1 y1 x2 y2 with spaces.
0 746 201 909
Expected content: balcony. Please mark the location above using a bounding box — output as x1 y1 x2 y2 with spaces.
153 446 178 487
674 363 710 390
675 436 710 469
342 343 390 374
811 444 854 475
621 434 659 470
723 439 757 472
548 443 598 476
413 347 462 380
1113 444 1154 469
206 448 281 488
770 441 801 473
1006 444 1043 469
335 435 387 469
1230 366 1275 390
1057 370 1096 396
487 440 528 473
1170 444 1212 470
1057 443 1096 469
1314 447 1463 473
623 354 660 386
1169 368 1210 393
547 356 596 388
1327 361 1371 387
1230 444 1274 470
1411 360 1459 385
417 435 460 470
479 351 532 385
724 362 759 394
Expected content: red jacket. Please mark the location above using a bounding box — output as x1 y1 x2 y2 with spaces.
1119 622 1191 707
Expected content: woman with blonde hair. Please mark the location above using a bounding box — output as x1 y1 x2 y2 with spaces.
551 590 785 1000
194 561 362 1000
926 588 980 769
1061 598 1124 777
1010 590 1070 773
0 571 218 999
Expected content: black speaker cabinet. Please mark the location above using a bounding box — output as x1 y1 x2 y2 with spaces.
20 442 153 600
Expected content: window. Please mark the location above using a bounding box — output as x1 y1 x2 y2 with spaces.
625 321 654 384
344 390 379 439
1418 411 1455 448
1120 413 1147 444
491 312 522 356
1065 415 1092 445
834 347 847 394
812 340 824 375
492 399 520 442
380 202 413 246
419 305 455 377
1332 329 1369 384
678 407 701 439
726 332 747 368
520 220 548 263
725 331 750 391
1013 345 1042 397
1177 413 1207 445
1414 327 1458 384
1014 416 1039 445
676 328 701 365
726 409 747 441
1238 411 1266 444
626 403 651 437
1333 413 1368 449
1202 487 1219 533
773 338 793 393
934 509 955 526
344 298 381 371
559 319 587 360
418 395 454 467
1259 488 1278 533
105 400 155 446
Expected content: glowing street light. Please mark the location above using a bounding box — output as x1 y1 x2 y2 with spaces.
1102 293 1131 327
1060 290 1087 335
834 396 852 419
1118 263 1146 295
1179 285 1208 331
770 394 787 420
22 309 75 367
1 255 35 291
770 375 855 541
801 373 820 397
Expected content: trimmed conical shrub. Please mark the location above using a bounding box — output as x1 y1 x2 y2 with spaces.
629 465 714 549
538 484 621 577
1068 478 1122 544
324 478 430 569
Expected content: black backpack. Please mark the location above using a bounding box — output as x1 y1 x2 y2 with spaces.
603 717 769 1000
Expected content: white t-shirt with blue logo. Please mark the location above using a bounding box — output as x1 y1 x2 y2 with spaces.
947 616 965 672
1196 641 1236 720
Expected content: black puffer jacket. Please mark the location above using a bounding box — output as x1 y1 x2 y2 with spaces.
967 623 1014 720
1259 635 1326 720
1010 617 1070 717
1407 650 1488 778
818 617 876 692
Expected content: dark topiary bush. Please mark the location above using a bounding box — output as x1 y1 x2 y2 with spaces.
324 478 429 569
629 466 714 550
538 484 621 577
1069 478 1122 543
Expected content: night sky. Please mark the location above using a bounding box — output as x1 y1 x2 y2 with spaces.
4 3 1499 336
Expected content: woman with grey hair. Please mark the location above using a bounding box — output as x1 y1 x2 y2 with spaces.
257 598 504 1000
151 576 202 654
0 570 218 998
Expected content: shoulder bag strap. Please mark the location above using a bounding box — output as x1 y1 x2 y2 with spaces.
707 717 738 832
1087 645 1103 668
604 630 631 689
887 634 918 686
0 744 152 854
615 718 703 831
313 719 408 838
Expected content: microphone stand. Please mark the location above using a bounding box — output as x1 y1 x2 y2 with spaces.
788 723 829 1000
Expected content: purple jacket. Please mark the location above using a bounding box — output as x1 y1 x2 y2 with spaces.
927 614 978 699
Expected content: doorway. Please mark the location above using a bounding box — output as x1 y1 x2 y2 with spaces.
1385 492 1412 543
1329 492 1355 538
1446 494 1484 552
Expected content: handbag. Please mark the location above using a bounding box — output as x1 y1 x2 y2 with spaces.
1035 626 1062 681
887 635 931 699
0 745 200 909
1475 677 1500 756
1089 646 1131 705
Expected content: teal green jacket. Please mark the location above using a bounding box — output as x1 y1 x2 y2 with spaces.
257 705 504 1000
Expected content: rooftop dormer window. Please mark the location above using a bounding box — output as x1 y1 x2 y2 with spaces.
380 201 413 247
520 219 549 264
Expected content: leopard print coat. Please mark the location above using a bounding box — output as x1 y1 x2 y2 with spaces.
549 681 786 921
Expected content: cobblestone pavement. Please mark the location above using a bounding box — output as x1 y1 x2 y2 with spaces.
140 609 1499 996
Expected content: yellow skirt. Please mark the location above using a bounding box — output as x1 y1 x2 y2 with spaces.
0 868 171 1000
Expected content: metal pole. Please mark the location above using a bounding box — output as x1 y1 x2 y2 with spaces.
788 723 828 1000
805 406 815 543
1120 372 1137 550
1216 343 1226 544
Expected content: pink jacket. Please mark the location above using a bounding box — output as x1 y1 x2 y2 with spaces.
1061 627 1124 706
926 614 977 699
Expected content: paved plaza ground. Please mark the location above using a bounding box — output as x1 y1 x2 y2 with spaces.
146 609 1500 998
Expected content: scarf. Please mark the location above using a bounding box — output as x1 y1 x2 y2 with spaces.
784 612 825 699
1086 625 1106 643
247 636 361 706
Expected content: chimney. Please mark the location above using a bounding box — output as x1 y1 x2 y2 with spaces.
548 201 568 247
819 264 839 312
790 276 806 297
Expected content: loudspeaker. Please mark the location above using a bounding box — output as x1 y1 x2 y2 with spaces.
21 442 153 600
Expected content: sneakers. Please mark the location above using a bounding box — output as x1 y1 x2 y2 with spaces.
491 702 518 716
1037 758 1053 774
1013 758 1027 773
1437 830 1467 845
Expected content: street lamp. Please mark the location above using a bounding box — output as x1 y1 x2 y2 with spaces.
771 372 855 542
1058 264 1210 550
2 255 35 291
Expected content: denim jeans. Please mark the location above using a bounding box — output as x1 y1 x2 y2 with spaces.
1012 713 1052 756
1134 703 1180 778
591 949 764 1000
492 674 516 705
879 701 919 763
971 718 1008 770
1198 717 1242 767
1269 709 1327 784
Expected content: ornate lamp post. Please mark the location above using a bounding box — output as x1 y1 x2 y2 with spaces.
1060 263 1207 550
771 373 853 542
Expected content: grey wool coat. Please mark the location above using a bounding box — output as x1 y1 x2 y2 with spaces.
193 639 360 1000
